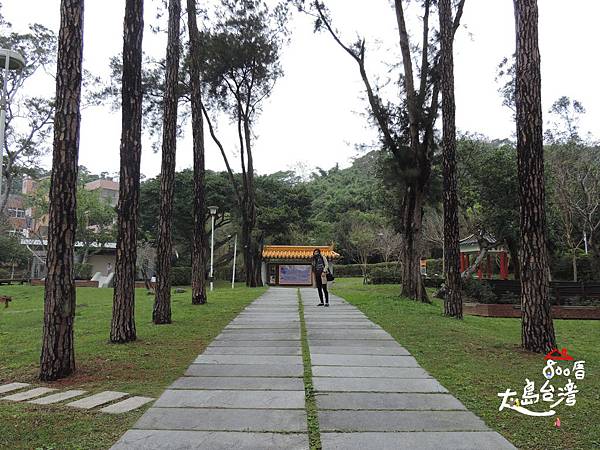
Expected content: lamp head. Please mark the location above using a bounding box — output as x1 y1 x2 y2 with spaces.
0 49 25 71
208 206 218 216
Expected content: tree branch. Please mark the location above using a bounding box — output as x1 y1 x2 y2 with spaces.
417 0 431 107
200 103 243 206
313 2 400 157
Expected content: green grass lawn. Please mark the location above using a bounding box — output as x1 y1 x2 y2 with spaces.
332 278 600 450
0 282 266 450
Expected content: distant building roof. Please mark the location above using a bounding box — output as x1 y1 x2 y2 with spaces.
85 179 119 191
459 233 497 246
459 233 506 253
20 238 116 250
262 245 341 260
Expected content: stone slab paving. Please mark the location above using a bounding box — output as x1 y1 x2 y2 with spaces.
203 346 301 355
67 391 128 409
170 376 303 390
313 366 432 378
0 382 30 394
111 430 308 450
112 287 308 449
317 392 466 410
153 389 304 409
310 345 410 355
28 389 87 405
193 354 301 364
101 396 155 414
0 383 152 413
300 288 515 450
313 377 448 393
309 339 402 347
185 363 303 377
2 387 57 402
208 339 300 347
311 354 420 367
134 408 306 432
321 431 517 450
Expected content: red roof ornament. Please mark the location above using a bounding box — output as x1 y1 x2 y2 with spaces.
544 348 574 361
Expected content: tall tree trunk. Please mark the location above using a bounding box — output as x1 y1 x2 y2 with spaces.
242 116 260 287
439 0 462 318
153 0 181 324
0 170 13 214
394 0 431 303
242 216 255 287
39 0 84 381
187 0 207 305
399 185 428 302
514 0 556 353
110 0 144 343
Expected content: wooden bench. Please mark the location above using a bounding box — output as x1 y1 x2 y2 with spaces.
0 278 28 286
484 280 600 304
552 282 584 305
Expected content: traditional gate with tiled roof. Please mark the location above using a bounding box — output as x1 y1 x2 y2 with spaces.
261 245 340 286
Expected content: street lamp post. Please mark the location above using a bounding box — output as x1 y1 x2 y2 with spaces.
0 49 25 202
208 206 218 291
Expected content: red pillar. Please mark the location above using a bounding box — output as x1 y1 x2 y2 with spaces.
500 251 508 280
459 252 464 272
487 254 492 279
477 263 483 279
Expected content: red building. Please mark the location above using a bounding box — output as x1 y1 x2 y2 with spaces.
459 234 510 280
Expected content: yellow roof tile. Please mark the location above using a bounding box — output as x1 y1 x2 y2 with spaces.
262 245 340 260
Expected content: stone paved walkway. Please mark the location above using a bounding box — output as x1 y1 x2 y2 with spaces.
300 288 515 450
112 288 308 449
112 287 515 449
0 383 154 413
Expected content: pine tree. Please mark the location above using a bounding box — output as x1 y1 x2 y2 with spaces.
111 0 144 342
153 0 181 324
187 0 208 305
439 0 462 318
513 0 556 352
39 0 84 381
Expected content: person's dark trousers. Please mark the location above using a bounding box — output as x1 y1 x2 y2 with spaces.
315 271 329 305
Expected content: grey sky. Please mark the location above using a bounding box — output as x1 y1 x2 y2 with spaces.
4 0 599 179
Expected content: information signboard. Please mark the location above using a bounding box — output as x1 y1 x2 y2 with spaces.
278 264 312 285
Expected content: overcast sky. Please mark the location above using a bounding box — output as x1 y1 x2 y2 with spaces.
3 0 599 179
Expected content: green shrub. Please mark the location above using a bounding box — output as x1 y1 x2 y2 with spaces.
171 266 192 286
74 263 93 280
333 264 365 277
462 278 497 303
426 258 443 277
369 266 402 285
334 262 401 278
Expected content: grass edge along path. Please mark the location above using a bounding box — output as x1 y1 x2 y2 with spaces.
297 288 322 450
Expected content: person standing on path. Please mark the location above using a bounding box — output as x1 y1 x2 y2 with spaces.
312 248 331 307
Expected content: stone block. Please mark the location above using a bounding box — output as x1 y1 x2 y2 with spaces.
67 391 128 409
29 390 87 405
111 430 309 450
134 407 307 432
